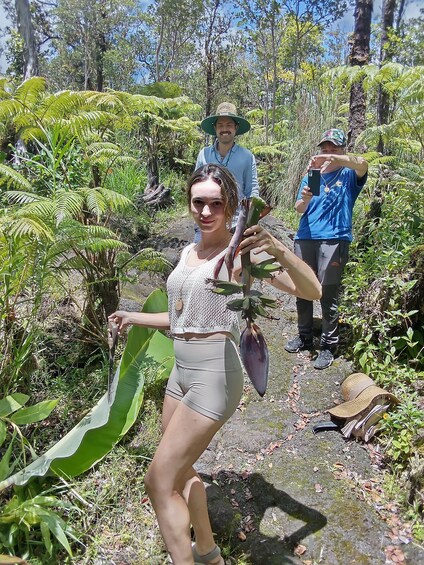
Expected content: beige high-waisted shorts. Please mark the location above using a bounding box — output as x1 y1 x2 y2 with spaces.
165 336 244 421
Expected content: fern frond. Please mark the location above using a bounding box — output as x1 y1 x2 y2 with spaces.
0 99 26 120
93 188 133 210
55 190 85 223
6 216 54 241
84 91 128 112
6 191 44 204
15 77 47 105
251 145 284 157
86 142 121 155
15 200 56 221
59 221 119 240
83 189 108 217
118 247 172 273
40 90 86 120
67 111 117 133
0 166 32 190
20 125 48 144
75 238 127 253
79 187 132 214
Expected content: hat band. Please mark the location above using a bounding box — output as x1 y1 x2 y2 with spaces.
345 381 375 401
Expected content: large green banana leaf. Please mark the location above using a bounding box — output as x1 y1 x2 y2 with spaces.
0 289 174 490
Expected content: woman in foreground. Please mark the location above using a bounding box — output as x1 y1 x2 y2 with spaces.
109 164 321 565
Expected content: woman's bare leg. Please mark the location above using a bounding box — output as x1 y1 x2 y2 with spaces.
162 397 223 563
183 472 219 557
145 396 224 565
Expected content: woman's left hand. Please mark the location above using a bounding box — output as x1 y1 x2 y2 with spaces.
239 224 281 259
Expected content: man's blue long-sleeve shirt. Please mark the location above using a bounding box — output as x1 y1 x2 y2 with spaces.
195 142 259 201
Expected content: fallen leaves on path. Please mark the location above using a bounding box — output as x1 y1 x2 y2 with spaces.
330 461 413 560
385 545 405 563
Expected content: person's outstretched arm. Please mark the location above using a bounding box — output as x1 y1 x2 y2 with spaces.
310 153 368 178
236 225 322 300
108 310 170 335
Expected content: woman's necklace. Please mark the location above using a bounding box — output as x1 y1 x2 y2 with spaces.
322 168 344 193
213 141 234 167
174 242 225 313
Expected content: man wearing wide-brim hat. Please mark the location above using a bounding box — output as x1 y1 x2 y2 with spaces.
195 102 259 229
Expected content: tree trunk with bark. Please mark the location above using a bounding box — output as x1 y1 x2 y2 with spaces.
347 0 373 152
15 0 39 79
377 0 396 154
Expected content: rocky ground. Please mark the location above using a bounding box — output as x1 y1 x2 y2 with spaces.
122 214 423 565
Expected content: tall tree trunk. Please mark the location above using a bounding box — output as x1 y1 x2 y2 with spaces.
15 0 39 79
96 31 106 91
377 0 396 154
203 0 221 125
347 0 373 152
270 24 277 138
205 53 213 118
263 70 270 146
395 0 406 30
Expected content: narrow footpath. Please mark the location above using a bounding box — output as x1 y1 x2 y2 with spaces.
133 215 423 565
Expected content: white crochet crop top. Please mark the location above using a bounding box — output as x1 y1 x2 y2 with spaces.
167 244 241 341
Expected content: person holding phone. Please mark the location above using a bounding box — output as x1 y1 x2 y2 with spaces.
285 128 368 369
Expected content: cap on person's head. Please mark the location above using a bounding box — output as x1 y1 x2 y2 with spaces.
200 102 251 136
318 128 347 147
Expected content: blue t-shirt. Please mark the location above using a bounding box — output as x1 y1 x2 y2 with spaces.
295 168 367 242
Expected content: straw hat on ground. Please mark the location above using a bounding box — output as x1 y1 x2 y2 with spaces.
327 373 399 419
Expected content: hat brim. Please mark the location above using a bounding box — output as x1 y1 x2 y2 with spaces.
328 386 399 418
200 114 251 136
318 137 346 147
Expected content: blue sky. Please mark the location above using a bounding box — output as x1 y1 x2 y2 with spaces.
0 1 422 76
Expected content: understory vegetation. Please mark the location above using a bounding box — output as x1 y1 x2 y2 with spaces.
0 1 423 562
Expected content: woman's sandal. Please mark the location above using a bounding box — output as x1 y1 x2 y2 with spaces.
168 543 222 565
192 543 222 564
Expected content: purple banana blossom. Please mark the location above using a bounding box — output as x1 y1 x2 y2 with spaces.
240 323 269 397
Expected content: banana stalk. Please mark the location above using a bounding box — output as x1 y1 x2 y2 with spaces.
208 197 276 397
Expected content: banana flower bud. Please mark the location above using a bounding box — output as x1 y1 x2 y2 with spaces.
240 323 269 397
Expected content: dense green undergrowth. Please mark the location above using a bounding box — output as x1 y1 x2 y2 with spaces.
1 68 423 560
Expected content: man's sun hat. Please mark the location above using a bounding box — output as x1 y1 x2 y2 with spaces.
200 102 251 136
327 373 399 419
318 128 347 147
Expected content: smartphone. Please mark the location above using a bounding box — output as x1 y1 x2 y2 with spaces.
308 169 321 196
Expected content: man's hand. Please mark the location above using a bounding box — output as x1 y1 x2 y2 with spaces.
309 154 343 174
295 186 313 214
309 153 368 177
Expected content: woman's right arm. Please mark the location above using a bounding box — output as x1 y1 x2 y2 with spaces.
108 311 170 334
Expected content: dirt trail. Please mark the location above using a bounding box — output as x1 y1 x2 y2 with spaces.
125 215 423 565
